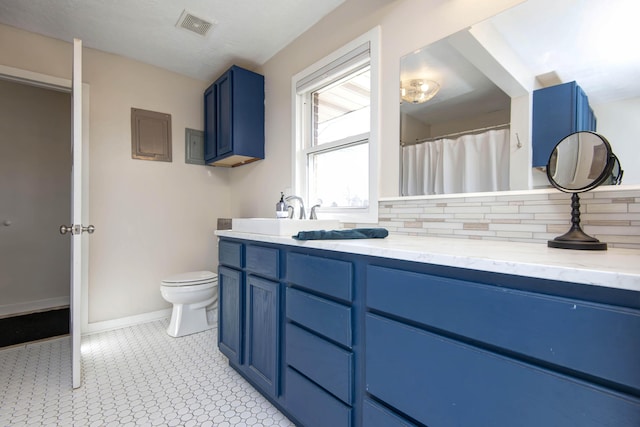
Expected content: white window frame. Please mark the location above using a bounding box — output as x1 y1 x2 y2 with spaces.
291 27 380 223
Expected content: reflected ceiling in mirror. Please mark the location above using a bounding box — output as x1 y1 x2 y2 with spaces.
399 0 640 195
400 35 510 144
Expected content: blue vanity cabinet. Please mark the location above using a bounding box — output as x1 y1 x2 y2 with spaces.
217 236 640 426
204 65 265 167
284 252 355 427
243 245 282 398
217 240 243 365
365 264 640 427
532 80 596 167
217 239 283 401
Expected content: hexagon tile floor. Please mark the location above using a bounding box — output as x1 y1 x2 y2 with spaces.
0 319 295 426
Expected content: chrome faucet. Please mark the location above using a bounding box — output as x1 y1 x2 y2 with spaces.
285 195 306 219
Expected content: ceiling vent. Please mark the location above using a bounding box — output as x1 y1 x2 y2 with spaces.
176 10 215 36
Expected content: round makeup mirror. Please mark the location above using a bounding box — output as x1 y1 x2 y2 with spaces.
546 131 622 250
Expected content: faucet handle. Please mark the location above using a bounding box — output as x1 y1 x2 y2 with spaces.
310 204 321 220
285 195 307 219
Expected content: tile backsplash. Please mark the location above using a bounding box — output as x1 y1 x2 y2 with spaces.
348 186 640 249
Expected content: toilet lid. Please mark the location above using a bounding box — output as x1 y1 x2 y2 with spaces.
161 270 217 286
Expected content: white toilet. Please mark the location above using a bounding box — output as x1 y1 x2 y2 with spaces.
160 270 218 337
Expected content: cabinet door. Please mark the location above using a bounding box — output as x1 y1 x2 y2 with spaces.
203 66 264 166
532 81 599 167
218 266 243 365
532 81 579 167
216 71 233 157
576 85 597 132
245 275 281 397
204 84 217 162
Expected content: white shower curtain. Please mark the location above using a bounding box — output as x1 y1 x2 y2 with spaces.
402 128 510 196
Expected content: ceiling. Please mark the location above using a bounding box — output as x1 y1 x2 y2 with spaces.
400 36 511 125
0 0 346 82
3 0 637 121
400 0 640 127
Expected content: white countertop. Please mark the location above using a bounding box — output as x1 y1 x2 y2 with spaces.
215 230 640 292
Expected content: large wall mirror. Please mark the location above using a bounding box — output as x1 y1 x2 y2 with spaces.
399 0 640 197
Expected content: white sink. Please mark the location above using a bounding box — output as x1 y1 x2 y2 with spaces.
231 218 341 236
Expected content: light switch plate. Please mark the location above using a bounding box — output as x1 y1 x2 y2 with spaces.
185 128 205 165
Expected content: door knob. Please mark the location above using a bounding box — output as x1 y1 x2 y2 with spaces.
60 224 96 235
3 220 11 226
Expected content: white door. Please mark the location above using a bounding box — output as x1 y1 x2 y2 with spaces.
63 38 93 389
71 37 83 390
1 45 87 389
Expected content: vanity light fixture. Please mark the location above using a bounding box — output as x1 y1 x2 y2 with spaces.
400 79 440 104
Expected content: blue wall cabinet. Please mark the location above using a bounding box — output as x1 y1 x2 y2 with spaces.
217 237 640 426
204 65 264 167
203 84 216 162
532 81 596 167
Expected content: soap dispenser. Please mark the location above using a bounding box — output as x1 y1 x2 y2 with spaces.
276 192 288 218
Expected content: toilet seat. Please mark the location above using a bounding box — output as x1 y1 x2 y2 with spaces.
161 270 217 287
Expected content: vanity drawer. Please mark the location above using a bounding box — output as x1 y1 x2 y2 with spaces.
367 265 640 392
218 239 242 268
286 323 353 405
286 288 352 347
366 313 640 427
362 399 416 427
245 244 279 279
285 367 351 427
287 252 353 302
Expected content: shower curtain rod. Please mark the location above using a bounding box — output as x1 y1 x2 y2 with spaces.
401 123 510 147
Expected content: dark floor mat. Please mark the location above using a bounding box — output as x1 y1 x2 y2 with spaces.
0 308 69 347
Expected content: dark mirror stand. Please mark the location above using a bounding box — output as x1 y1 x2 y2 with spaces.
547 193 607 250
546 131 623 251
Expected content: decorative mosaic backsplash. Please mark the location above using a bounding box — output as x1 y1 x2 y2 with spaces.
348 186 640 249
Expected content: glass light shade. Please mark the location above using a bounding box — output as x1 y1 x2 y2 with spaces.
400 79 440 104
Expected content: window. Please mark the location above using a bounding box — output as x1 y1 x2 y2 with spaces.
292 28 380 222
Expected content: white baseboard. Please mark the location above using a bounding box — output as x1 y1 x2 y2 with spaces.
83 306 219 336
83 308 172 335
0 296 70 318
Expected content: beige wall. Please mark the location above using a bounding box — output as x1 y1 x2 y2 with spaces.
0 0 635 324
228 0 524 218
0 79 71 315
0 24 231 323
0 0 539 323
